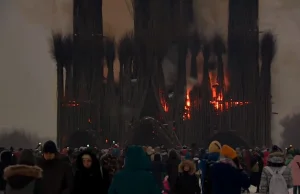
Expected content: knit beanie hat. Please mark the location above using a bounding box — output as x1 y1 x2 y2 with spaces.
18 149 36 166
208 141 221 153
221 144 237 159
43 140 57 153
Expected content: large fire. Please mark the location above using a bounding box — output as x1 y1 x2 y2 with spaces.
208 71 249 112
209 92 250 112
159 52 250 120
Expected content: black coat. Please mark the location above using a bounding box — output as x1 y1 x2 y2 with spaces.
73 151 107 194
175 172 201 194
151 154 165 189
37 156 73 194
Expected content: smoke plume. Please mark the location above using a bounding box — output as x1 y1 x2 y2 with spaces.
192 0 300 146
259 0 300 146
14 0 73 35
193 0 229 41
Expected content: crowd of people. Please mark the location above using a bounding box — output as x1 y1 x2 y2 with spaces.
0 140 298 194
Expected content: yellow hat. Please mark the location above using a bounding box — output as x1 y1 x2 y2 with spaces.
221 145 237 159
208 141 221 153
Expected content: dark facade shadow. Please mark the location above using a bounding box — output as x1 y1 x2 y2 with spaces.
128 117 177 148
68 131 95 148
206 131 249 149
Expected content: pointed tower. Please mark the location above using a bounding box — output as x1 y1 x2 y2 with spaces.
227 0 260 146
59 0 103 147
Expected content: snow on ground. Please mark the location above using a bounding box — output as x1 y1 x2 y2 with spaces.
248 185 293 194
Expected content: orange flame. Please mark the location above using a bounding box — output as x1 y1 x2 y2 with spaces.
159 89 169 112
210 93 249 112
207 67 250 112
183 90 191 120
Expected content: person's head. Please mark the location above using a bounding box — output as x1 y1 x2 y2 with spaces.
221 145 237 159
268 151 285 167
42 141 57 160
221 145 240 167
0 150 13 165
178 160 196 175
18 149 36 165
208 140 221 153
82 154 92 168
183 164 190 172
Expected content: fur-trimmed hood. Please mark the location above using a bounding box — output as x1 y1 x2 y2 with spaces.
178 160 196 175
268 151 285 164
4 165 42 189
4 165 42 180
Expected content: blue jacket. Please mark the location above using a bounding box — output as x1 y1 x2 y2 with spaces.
108 146 161 194
199 152 220 188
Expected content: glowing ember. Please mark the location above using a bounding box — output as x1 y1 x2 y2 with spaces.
210 93 249 112
183 91 191 120
159 90 169 112
63 101 80 107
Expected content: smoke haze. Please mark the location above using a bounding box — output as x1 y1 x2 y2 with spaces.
1 0 300 145
192 0 300 145
259 0 300 145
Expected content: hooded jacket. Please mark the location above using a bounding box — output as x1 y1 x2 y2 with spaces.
289 155 300 186
4 165 42 194
72 151 104 194
151 153 164 189
108 146 160 194
259 151 293 193
0 150 14 191
165 149 180 190
175 160 201 194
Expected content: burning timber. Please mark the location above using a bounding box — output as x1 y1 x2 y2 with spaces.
52 0 272 148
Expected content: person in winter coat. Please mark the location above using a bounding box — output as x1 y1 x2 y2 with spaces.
100 153 120 184
37 140 73 194
263 150 270 167
200 140 221 194
108 145 161 194
210 144 250 194
250 149 264 193
151 153 165 190
165 149 180 192
289 152 300 194
259 150 293 193
4 149 42 194
286 148 295 166
72 151 104 194
0 149 15 193
174 160 201 194
162 175 171 194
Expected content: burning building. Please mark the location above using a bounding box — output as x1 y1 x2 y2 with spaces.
53 0 272 148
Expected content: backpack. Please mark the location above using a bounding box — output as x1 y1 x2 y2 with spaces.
265 166 288 194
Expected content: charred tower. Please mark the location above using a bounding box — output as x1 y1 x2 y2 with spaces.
58 0 103 147
227 0 264 146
